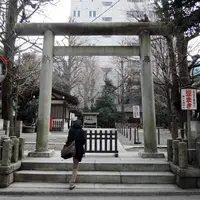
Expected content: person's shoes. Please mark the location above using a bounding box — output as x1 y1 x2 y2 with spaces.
69 181 75 190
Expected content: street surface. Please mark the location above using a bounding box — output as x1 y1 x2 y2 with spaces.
0 196 199 200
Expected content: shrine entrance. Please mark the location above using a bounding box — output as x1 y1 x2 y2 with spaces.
15 22 173 158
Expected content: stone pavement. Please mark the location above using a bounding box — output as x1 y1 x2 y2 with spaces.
0 146 200 196
0 130 168 152
1 128 200 197
1 195 200 200
1 179 200 197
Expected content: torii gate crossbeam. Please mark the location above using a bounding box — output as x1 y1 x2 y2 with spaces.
15 22 173 36
16 22 167 158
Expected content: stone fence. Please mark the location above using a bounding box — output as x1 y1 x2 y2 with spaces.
0 136 25 188
167 138 200 189
116 125 164 145
116 125 141 145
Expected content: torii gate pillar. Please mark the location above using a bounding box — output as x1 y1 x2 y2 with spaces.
139 31 164 158
28 30 55 157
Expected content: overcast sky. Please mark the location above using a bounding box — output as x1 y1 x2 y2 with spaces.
29 0 199 57
31 0 71 22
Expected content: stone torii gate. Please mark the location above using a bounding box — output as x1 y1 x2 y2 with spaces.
15 22 173 158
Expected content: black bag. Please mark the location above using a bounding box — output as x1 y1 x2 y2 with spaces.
61 140 76 159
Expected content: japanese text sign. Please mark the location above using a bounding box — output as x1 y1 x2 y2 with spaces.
181 89 197 110
133 105 140 118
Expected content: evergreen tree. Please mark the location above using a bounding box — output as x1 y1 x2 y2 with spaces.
92 79 117 128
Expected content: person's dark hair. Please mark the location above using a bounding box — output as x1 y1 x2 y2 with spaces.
72 119 83 129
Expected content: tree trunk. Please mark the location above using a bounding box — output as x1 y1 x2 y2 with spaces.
2 0 17 136
177 33 189 87
176 33 189 129
166 87 172 129
166 36 179 121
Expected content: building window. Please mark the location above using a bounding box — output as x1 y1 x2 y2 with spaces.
89 11 96 17
127 0 142 2
102 2 112 6
102 17 112 21
73 11 81 17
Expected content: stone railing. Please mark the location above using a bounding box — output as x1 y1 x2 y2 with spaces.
167 138 200 189
0 136 25 188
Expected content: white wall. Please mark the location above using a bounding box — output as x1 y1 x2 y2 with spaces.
70 0 155 88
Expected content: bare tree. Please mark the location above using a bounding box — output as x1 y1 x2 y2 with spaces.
0 0 55 135
77 56 100 110
13 52 40 122
53 17 89 94
112 53 140 125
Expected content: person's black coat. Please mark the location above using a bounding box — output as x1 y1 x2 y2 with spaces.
66 122 86 162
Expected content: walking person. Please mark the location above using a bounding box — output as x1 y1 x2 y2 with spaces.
65 119 86 190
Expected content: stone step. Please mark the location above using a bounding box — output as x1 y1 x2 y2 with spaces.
14 170 175 184
20 161 170 172
2 182 200 197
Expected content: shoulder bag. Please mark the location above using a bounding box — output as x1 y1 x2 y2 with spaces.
61 140 76 159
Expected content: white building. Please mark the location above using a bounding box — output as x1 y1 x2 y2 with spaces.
70 0 156 104
70 0 156 43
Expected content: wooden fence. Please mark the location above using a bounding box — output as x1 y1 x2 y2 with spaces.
85 129 118 157
52 120 63 131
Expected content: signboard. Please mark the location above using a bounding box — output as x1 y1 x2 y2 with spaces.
133 105 140 118
181 89 197 110
84 116 97 124
0 55 7 83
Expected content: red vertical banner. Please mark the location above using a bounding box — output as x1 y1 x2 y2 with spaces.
181 89 197 110
50 116 53 131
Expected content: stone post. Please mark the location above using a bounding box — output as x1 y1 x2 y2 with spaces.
178 142 188 169
196 142 200 167
10 136 16 163
19 137 25 160
171 122 178 139
0 137 2 160
15 121 22 138
173 140 179 165
183 139 188 146
180 129 184 139
167 139 173 162
10 136 19 163
184 122 187 137
2 138 12 166
138 31 164 158
28 30 54 157
4 121 10 136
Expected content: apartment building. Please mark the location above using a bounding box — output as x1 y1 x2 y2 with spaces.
71 0 155 45
70 0 156 106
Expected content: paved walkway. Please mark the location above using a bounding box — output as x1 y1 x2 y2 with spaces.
0 129 168 152
1 195 200 200
22 150 168 163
